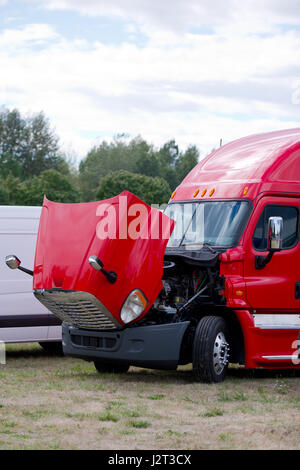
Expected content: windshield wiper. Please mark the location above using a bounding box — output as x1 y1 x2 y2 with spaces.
180 242 217 253
202 243 217 253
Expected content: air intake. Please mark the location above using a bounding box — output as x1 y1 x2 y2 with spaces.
34 289 120 331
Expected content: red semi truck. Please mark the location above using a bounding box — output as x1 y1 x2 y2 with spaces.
6 128 300 382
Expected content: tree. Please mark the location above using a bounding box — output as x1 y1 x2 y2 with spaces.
0 107 68 179
22 169 80 205
0 170 80 206
95 170 171 205
175 145 199 183
155 139 179 191
0 184 10 205
79 135 200 200
79 136 158 201
0 174 26 205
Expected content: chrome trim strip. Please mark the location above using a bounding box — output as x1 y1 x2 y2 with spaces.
258 326 300 330
262 355 294 361
253 314 300 329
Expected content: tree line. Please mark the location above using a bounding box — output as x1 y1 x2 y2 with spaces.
0 107 200 206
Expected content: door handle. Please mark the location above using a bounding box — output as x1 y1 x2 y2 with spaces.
295 281 300 299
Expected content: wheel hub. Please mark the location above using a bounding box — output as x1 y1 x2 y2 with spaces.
213 331 230 375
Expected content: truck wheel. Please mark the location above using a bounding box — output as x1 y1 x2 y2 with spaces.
193 316 230 383
39 342 64 356
94 361 130 374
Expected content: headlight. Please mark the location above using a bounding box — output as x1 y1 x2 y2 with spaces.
120 289 148 324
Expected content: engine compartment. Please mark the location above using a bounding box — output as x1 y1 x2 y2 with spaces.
137 249 226 328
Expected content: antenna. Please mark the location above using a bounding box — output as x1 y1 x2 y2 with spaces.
220 138 223 147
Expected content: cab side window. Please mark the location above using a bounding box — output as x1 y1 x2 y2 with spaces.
253 205 298 250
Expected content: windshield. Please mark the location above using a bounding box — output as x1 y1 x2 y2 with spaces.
164 200 251 248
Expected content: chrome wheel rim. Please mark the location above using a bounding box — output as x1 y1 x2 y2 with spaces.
213 331 229 375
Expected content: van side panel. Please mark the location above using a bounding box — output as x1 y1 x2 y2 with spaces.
0 206 61 343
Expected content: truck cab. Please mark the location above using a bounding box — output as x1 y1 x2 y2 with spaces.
7 128 300 381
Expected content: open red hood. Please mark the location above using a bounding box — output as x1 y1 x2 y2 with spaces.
33 191 174 326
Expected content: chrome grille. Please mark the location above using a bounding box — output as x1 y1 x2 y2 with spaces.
34 289 119 330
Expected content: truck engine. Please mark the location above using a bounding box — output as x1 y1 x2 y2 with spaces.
138 254 226 328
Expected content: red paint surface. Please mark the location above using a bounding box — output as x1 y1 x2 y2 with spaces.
33 191 174 326
172 128 300 202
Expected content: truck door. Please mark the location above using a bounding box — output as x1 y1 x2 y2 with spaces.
243 196 300 313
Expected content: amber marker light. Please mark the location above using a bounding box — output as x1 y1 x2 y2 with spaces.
171 190 176 199
134 290 148 308
243 186 249 195
209 188 215 197
193 189 199 198
201 189 207 197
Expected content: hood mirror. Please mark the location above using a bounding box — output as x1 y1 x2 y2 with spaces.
88 255 117 284
88 255 104 271
5 254 33 276
5 255 21 270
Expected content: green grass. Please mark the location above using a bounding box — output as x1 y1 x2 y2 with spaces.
256 387 278 404
128 420 150 429
121 408 142 418
147 394 165 400
118 429 136 436
104 402 146 419
98 411 119 423
219 432 231 441
107 400 125 407
182 395 197 403
0 429 13 435
1 421 16 428
200 408 224 418
166 429 182 437
217 391 232 402
233 391 248 401
22 409 51 420
65 412 93 420
1 343 300 450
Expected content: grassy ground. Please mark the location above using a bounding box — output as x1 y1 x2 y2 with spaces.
0 343 300 450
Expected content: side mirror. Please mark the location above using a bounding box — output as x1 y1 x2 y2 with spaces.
267 216 283 251
5 255 21 270
255 216 283 269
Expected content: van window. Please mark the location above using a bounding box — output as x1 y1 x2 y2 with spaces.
253 205 298 250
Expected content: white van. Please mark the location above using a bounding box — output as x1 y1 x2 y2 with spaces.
0 206 62 352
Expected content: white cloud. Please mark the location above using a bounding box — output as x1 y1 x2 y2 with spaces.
1 2 300 160
0 23 59 47
30 0 300 35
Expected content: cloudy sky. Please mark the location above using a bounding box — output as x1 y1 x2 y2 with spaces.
1 0 300 161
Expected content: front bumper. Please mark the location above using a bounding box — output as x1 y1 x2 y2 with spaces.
62 321 190 370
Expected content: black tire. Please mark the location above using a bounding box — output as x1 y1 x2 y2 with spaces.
39 342 64 356
193 316 229 383
94 361 130 374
